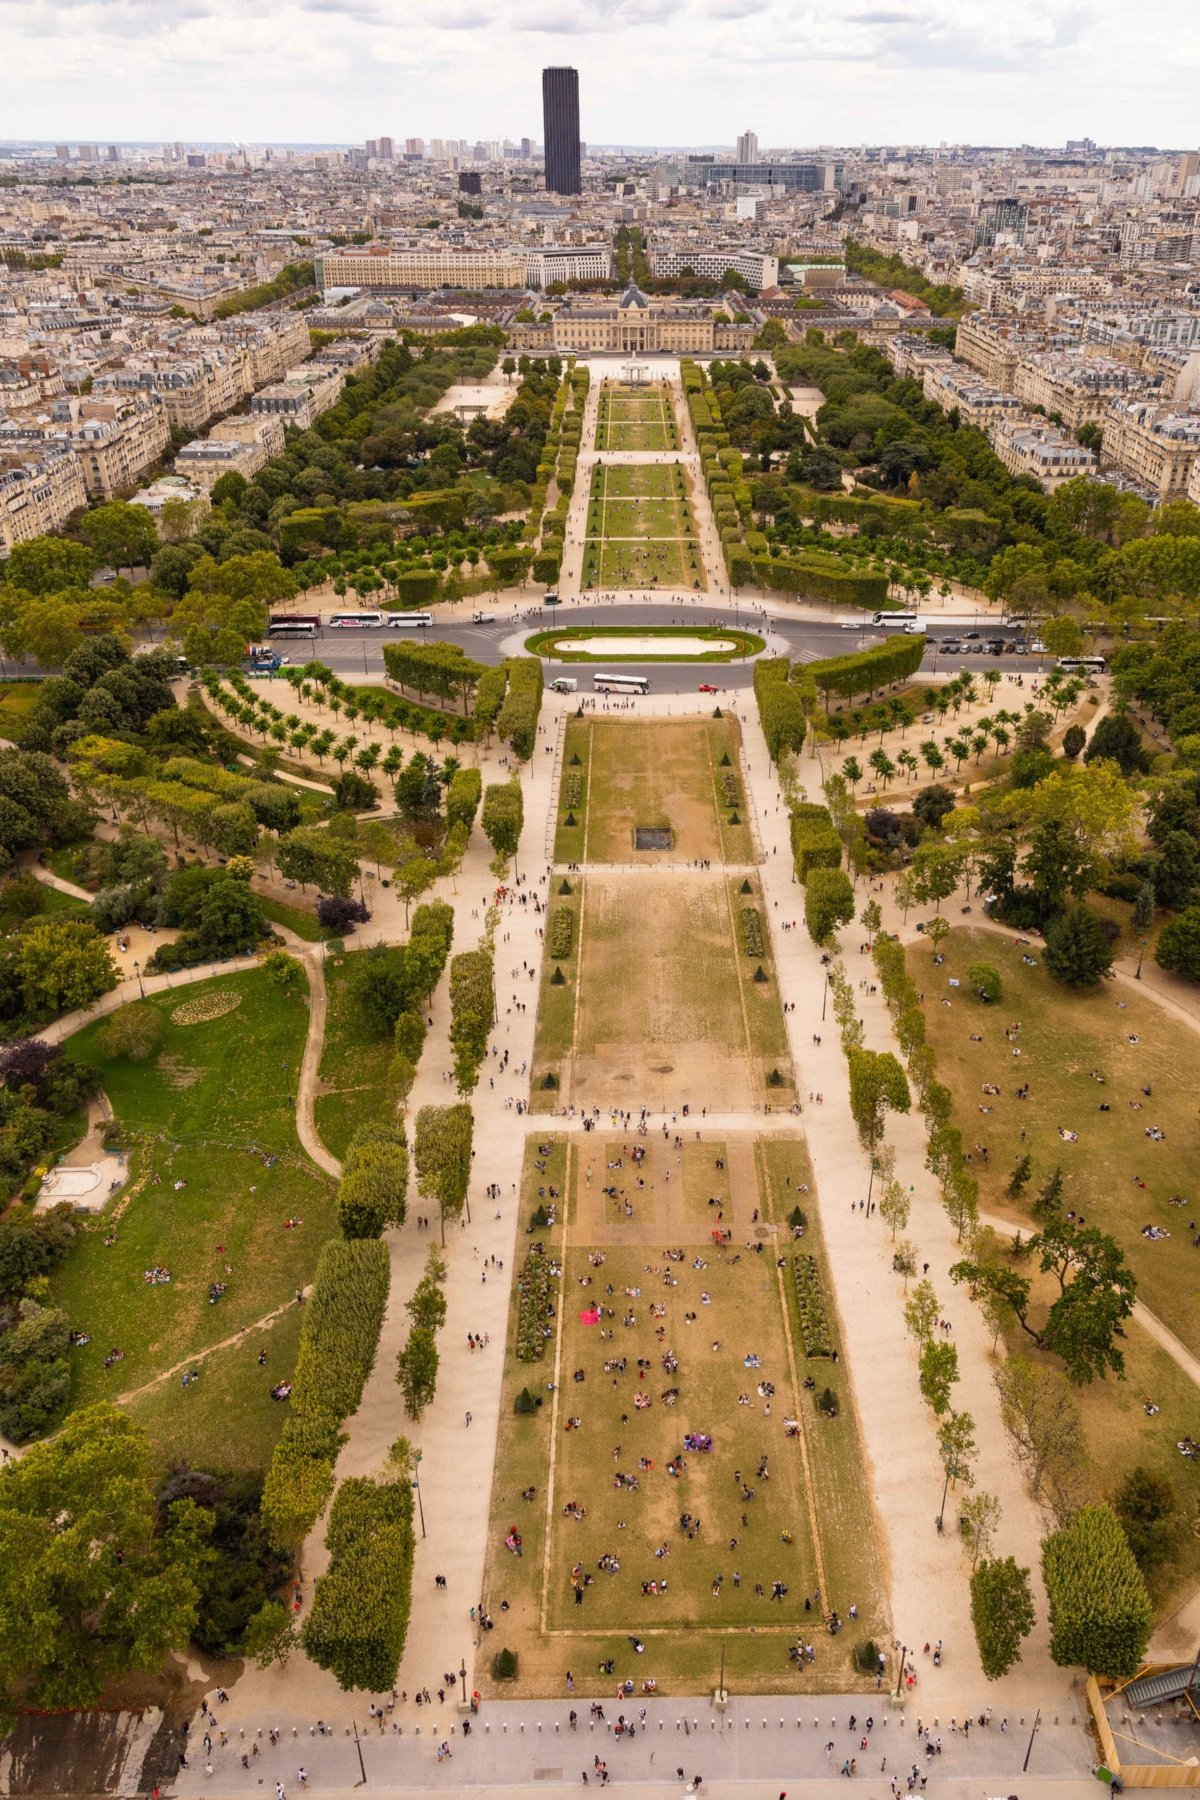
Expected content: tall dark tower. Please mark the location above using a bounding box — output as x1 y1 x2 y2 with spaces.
542 66 581 195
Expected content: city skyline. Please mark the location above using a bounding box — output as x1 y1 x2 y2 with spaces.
0 0 1197 148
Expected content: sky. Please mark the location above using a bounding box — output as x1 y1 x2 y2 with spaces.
2 0 1198 150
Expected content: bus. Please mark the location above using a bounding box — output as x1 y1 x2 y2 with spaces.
328 610 386 629
1056 655 1107 674
388 612 433 629
268 614 320 639
873 610 918 627
593 672 649 694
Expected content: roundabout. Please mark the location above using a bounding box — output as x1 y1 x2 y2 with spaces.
523 623 766 662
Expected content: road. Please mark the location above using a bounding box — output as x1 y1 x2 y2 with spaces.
268 599 1047 695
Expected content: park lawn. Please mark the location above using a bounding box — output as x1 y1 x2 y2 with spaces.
35 885 91 920
51 969 337 1409
571 873 757 1114
0 681 41 741
314 948 402 1160
122 1300 306 1477
993 1273 1200 1613
258 894 325 941
729 875 795 1097
554 721 590 865
530 878 582 1111
592 540 704 591
481 1133 880 1697
906 928 1200 1351
760 1139 888 1638
581 717 744 865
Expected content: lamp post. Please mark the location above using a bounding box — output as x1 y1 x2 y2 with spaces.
412 1450 426 1538
894 1643 907 1698
821 968 830 1021
133 960 145 999
866 1155 878 1212
1135 936 1148 980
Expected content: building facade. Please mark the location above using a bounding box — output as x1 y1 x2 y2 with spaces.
314 246 527 291
542 67 581 198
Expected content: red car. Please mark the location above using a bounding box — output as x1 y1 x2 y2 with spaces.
698 682 719 693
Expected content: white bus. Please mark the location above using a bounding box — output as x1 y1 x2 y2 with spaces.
1055 655 1107 674
873 610 920 629
328 610 386 629
388 611 433 629
593 672 649 695
268 615 319 640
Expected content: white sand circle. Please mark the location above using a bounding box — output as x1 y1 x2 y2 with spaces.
550 635 738 658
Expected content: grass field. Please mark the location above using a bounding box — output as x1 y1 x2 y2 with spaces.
258 894 325 942
555 716 757 866
123 1300 306 1475
0 680 41 741
51 970 337 1412
314 948 402 1159
595 386 679 454
582 462 705 593
481 1134 886 1695
907 928 1200 1350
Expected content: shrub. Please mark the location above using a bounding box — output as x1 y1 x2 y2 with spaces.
967 961 1001 1003
855 1639 881 1674
493 1647 519 1680
793 1255 832 1356
740 908 764 956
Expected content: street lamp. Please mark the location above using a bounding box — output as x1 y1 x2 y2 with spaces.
411 1450 426 1538
1135 936 1148 979
133 960 145 999
894 1642 907 1698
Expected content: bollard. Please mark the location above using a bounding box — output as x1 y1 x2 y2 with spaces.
519 1721 525 1733
762 1718 767 1730
537 1722 542 1732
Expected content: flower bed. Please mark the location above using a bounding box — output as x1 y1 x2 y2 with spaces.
516 1244 558 1361
550 907 573 960
171 991 244 1027
792 1254 833 1357
720 771 741 809
741 908 765 958
562 772 583 809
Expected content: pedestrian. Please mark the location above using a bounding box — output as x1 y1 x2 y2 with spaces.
466 1410 472 1427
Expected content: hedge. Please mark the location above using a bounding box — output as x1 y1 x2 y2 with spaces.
414 1102 473 1223
805 866 855 942
449 949 493 1091
337 1123 408 1240
445 765 482 834
753 658 806 762
750 556 889 609
496 656 543 761
391 571 440 608
533 551 561 585
302 1473 415 1691
260 1239 390 1549
1042 1504 1152 1678
807 635 927 705
382 640 485 711
473 665 509 738
790 802 843 881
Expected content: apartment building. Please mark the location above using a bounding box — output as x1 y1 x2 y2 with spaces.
648 246 780 291
1012 354 1143 430
525 245 613 288
314 246 527 291
174 414 286 492
953 315 1022 388
0 436 87 553
990 417 1097 491
1101 399 1200 500
921 361 1025 430
250 364 345 433
46 395 171 498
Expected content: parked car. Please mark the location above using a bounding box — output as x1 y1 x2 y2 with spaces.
698 682 719 693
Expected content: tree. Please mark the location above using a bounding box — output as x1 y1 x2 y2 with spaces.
16 918 117 1019
918 1339 959 1415
878 1179 910 1241
960 1491 1002 1570
971 1557 1036 1680
0 1403 212 1721
904 1279 940 1347
1152 830 1198 910
1062 723 1086 761
1114 1466 1180 1572
1042 1505 1152 1677
262 950 306 997
912 783 955 831
1032 1214 1137 1383
1083 712 1151 777
847 1046 910 1150
804 867 855 944
80 501 159 572
394 854 438 927
396 1325 439 1419
1007 1153 1032 1199
480 780 523 869
4 535 94 594
967 961 1001 1003
414 1103 473 1239
842 755 862 790
1044 904 1114 988
924 914 950 959
994 1356 1088 1524
96 1001 164 1062
936 1410 976 1527
241 1599 299 1669
1155 904 1200 982
860 899 882 945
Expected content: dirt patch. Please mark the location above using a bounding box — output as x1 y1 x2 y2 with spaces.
156 1056 202 1089
635 826 673 851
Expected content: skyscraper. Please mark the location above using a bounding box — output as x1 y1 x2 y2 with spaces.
736 129 758 165
542 66 581 196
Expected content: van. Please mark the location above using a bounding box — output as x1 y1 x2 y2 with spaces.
550 676 578 694
472 610 496 624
